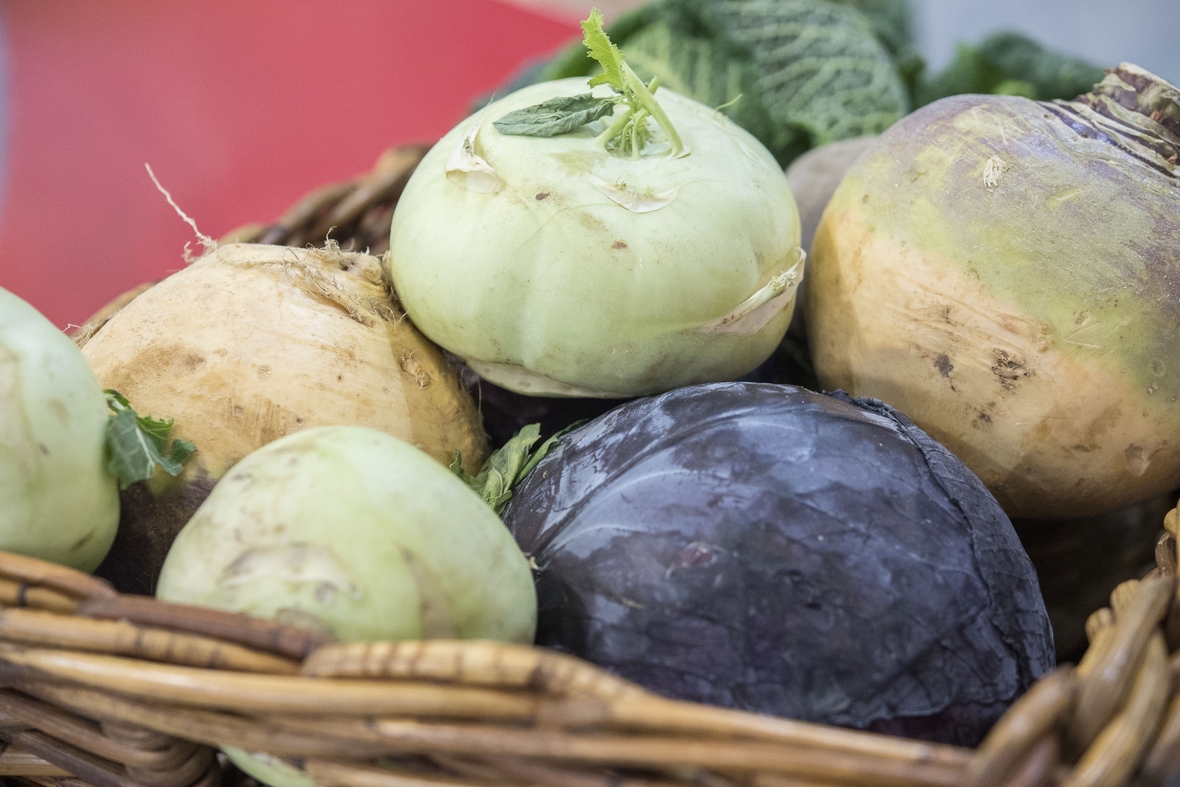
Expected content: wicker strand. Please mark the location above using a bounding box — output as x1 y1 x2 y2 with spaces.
302 758 503 787
0 729 144 787
1069 574 1174 749
0 691 196 771
434 754 686 787
0 609 299 675
1062 632 1170 787
963 503 1180 787
300 641 970 770
302 640 642 699
18 683 415 761
964 667 1076 787
996 736 1058 787
0 748 72 777
0 581 80 616
0 645 540 720
0 555 116 602
264 717 964 787
225 145 428 256
75 597 332 662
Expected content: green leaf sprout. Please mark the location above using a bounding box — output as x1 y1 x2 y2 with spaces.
451 422 584 515
492 8 684 159
104 389 197 489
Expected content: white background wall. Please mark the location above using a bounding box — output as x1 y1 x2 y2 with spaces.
912 0 1180 82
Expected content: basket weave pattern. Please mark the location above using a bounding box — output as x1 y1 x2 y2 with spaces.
21 148 1179 787
0 507 1176 787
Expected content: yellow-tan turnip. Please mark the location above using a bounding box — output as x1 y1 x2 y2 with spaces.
80 243 487 592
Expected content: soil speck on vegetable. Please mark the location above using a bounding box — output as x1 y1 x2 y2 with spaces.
991 349 1029 390
612 241 628 250
47 399 69 424
935 354 954 377
535 192 549 200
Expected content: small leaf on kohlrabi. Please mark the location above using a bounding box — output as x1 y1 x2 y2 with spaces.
493 94 618 137
582 8 627 92
451 421 583 515
104 389 197 489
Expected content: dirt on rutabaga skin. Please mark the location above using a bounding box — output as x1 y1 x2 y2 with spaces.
807 64 1180 519
80 244 488 594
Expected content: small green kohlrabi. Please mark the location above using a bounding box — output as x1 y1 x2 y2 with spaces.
155 425 537 645
0 287 119 571
388 11 804 398
157 425 539 787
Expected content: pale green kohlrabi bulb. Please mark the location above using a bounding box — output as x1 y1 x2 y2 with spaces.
0 287 119 571
388 78 804 398
156 425 536 645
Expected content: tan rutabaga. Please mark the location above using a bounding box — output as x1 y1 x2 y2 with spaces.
807 64 1180 519
80 243 487 592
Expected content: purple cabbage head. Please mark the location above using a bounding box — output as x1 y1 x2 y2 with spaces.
503 382 1053 746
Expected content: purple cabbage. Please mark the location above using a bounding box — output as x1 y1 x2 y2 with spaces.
504 382 1053 746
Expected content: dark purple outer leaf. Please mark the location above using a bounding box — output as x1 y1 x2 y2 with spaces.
503 382 1053 746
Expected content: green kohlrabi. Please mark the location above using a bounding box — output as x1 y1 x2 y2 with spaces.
156 425 537 644
156 424 537 787
389 10 803 398
0 287 119 571
0 287 197 572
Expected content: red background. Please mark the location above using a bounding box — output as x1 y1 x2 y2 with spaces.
0 0 577 328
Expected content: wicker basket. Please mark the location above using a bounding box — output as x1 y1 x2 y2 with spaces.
31 146 1180 787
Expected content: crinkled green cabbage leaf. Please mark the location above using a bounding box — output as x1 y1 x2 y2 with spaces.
538 0 910 165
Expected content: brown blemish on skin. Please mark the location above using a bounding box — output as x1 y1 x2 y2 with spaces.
399 351 432 389
1082 403 1124 445
991 349 1030 390
934 354 953 378
257 365 271 380
183 353 205 370
71 529 96 550
535 192 549 200
47 399 69 425
1125 444 1150 477
612 241 628 250
577 211 608 234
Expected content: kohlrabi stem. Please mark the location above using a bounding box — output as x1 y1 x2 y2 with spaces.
623 63 683 157
596 107 634 148
630 109 650 160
